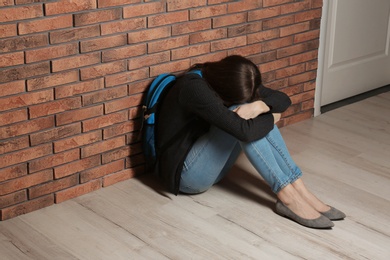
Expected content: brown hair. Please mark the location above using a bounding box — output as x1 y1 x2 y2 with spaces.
192 55 261 106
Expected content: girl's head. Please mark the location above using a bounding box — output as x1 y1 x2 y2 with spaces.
196 55 261 106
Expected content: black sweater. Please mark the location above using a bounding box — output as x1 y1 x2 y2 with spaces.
156 73 291 194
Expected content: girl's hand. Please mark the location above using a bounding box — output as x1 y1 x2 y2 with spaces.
272 113 281 124
233 101 270 120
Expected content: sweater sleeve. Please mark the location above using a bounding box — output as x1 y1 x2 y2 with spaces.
257 84 291 113
178 77 275 142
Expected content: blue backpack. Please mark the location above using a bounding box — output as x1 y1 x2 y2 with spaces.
142 70 202 170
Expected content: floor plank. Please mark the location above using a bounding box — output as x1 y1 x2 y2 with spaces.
0 92 389 260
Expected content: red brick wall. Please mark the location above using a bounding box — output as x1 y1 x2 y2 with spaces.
0 0 323 220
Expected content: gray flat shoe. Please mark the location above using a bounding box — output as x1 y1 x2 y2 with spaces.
275 200 334 229
320 206 346 220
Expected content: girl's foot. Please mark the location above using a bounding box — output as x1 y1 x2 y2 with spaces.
292 179 331 212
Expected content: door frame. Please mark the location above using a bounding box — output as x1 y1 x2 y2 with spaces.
314 0 329 116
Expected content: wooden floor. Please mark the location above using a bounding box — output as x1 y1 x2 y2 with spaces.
1 92 389 260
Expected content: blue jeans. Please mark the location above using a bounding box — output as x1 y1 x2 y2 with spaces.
180 125 302 194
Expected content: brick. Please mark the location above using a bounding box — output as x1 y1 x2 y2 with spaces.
125 153 145 168
82 136 125 158
295 9 322 23
148 35 189 54
289 50 318 65
0 164 27 182
228 0 262 13
167 0 206 11
263 0 293 7
1 194 54 221
80 61 126 81
29 97 81 118
282 104 301 117
30 123 81 146
172 43 210 60
104 94 143 114
0 24 17 38
82 85 127 106
98 0 141 8
228 21 262 37
50 25 100 44
0 33 48 53
55 179 100 204
0 169 52 196
0 52 24 68
277 40 319 58
54 131 101 154
0 89 53 112
52 52 100 72
172 19 211 36
103 167 138 187
56 105 103 126
74 8 121 26
123 2 165 18
263 14 295 29
312 0 323 8
288 71 317 85
247 29 279 44
262 36 293 52
150 60 191 77
29 175 79 199
228 43 261 57
249 51 277 65
105 68 149 87
0 190 27 209
280 22 310 37
281 85 304 96
294 29 320 43
0 5 43 23
0 136 29 154
101 18 146 35
128 80 149 95
190 5 227 20
248 6 280 21
304 81 316 91
306 60 318 71
55 78 104 99
102 44 146 62
212 13 247 28
265 78 289 90
190 52 227 66
189 28 227 44
281 0 311 14
0 108 28 127
301 99 314 111
128 52 170 70
0 116 54 139
18 15 73 35
0 62 50 83
275 64 306 79
290 89 315 104
128 26 171 44
27 70 78 91
80 34 127 53
0 81 25 97
29 149 80 173
80 159 124 183
45 0 97 15
103 120 137 139
54 155 100 179
211 35 247 52
259 58 289 73
102 143 142 164
148 11 188 28
26 42 78 63
82 111 128 132
283 110 312 125
0 0 13 7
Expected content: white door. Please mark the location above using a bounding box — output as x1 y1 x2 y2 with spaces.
316 0 390 111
